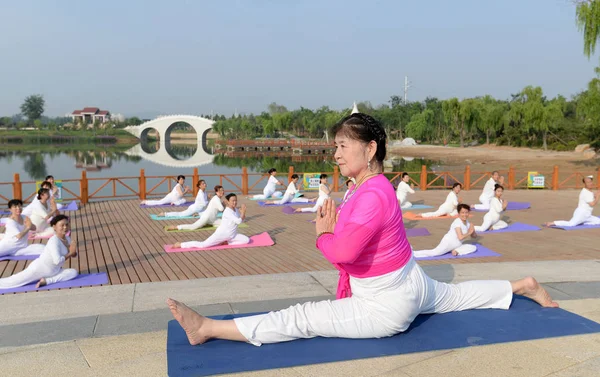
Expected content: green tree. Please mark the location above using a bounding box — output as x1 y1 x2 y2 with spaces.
33 119 43 130
577 74 600 148
442 98 460 145
576 0 600 59
20 94 45 123
542 96 566 150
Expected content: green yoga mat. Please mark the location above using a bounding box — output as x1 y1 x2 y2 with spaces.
165 223 249 232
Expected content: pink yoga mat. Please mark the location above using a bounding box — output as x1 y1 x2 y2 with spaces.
0 272 108 294
414 244 501 261
164 232 274 253
140 201 194 209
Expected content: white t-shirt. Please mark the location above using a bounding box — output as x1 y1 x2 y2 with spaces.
0 218 28 250
205 195 225 219
171 183 183 199
37 235 70 268
396 181 415 202
444 191 459 207
447 218 470 244
194 189 208 207
578 188 595 212
318 184 330 199
489 197 504 215
284 182 298 197
265 176 278 192
481 178 496 198
22 197 40 217
217 207 243 238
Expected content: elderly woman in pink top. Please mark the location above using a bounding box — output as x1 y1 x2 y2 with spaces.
166 113 558 347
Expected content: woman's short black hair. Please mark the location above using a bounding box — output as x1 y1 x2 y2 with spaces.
320 174 328 180
457 203 471 213
37 188 50 200
8 199 23 208
331 113 387 163
177 175 185 181
225 193 237 201
197 179 205 187
291 174 299 180
268 168 277 174
50 214 69 227
494 184 504 191
452 182 462 189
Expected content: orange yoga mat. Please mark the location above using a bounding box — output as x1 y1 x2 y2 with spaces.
403 212 472 220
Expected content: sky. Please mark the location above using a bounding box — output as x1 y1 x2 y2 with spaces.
0 0 597 118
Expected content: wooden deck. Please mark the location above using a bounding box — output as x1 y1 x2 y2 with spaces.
1 189 599 289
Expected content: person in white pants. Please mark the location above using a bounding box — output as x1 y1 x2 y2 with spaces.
0 199 46 258
165 111 557 348
414 204 478 258
418 183 462 218
473 171 504 211
396 172 415 209
295 174 330 213
160 180 208 217
544 176 600 228
29 188 59 237
173 193 249 249
475 184 509 232
0 214 78 289
265 174 315 205
166 186 225 231
141 175 190 206
251 168 285 200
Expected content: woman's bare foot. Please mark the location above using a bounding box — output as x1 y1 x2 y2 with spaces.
167 298 211 345
173 242 182 248
158 212 165 217
166 226 177 231
513 277 559 308
141 201 146 205
294 208 302 213
35 278 47 288
543 222 553 228
451 250 459 256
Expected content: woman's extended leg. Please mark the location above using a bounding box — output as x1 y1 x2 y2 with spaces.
413 236 458 258
12 243 45 256
228 234 250 245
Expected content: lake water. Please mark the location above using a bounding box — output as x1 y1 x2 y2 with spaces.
0 141 438 201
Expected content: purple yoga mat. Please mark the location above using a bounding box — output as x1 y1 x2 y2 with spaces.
482 222 541 234
62 201 79 211
140 200 194 209
0 211 9 215
0 272 108 294
414 244 501 261
0 255 38 262
405 227 431 237
472 202 531 212
282 206 311 215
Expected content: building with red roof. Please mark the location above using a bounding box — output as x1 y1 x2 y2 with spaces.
71 107 111 125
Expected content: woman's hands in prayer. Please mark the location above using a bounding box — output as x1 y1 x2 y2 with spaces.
316 198 337 235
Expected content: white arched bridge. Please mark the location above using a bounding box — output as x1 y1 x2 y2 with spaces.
124 115 215 168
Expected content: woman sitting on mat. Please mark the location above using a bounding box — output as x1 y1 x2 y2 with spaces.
29 188 59 237
473 171 505 211
173 193 249 249
474 184 509 232
250 168 285 200
544 176 600 228
167 112 557 347
159 180 208 218
0 199 46 258
414 204 478 258
141 175 190 207
417 183 462 218
166 186 225 231
0 214 78 289
294 174 330 213
343 179 355 201
45 175 64 210
396 172 415 209
265 174 316 205
22 181 56 218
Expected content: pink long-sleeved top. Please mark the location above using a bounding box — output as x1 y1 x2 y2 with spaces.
316 174 412 299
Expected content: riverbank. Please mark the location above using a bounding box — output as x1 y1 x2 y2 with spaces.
388 144 599 172
0 129 139 144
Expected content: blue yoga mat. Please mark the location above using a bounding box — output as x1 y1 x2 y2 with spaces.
166 297 600 377
150 212 222 221
405 204 434 210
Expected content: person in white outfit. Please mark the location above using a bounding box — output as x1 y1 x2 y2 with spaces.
0 214 78 289
173 193 250 249
45 175 64 210
418 183 462 218
544 176 600 227
475 184 509 232
141 175 190 206
22 181 55 218
28 188 59 237
160 180 209 217
295 174 330 213
414 204 478 258
166 186 225 231
265 174 315 205
0 199 46 258
396 172 415 209
473 171 504 211
166 111 558 348
343 179 355 201
251 168 285 200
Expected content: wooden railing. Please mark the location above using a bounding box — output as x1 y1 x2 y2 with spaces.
1 165 599 206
